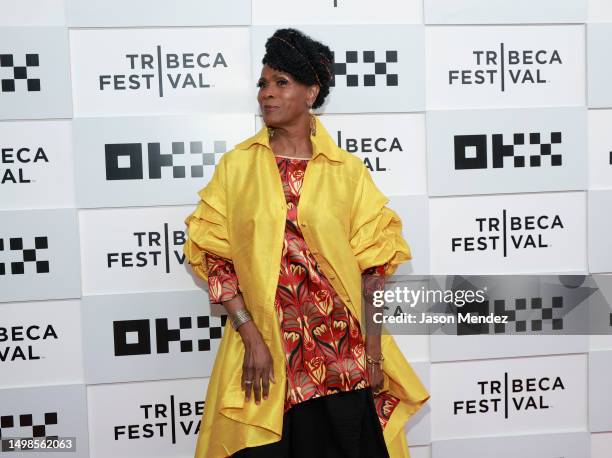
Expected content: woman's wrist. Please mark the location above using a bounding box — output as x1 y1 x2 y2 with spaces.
237 321 262 346
365 335 382 354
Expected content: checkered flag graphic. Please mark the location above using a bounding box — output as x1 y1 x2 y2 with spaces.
0 237 49 275
456 296 565 335
331 50 398 87
0 412 58 451
493 132 562 168
148 140 227 179
0 54 40 92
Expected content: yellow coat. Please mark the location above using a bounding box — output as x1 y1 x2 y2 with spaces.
183 115 430 457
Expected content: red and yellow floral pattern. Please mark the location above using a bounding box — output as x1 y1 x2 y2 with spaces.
204 155 400 430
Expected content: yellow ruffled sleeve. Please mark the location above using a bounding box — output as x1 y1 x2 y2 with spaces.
183 155 232 283
349 164 412 276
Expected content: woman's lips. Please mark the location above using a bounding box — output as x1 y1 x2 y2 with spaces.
263 105 280 113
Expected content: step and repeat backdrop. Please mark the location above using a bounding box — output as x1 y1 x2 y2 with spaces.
2 0 612 457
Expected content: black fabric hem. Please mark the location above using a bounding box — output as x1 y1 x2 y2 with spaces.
232 387 390 458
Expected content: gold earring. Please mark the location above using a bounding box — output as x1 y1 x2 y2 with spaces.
267 126 275 138
309 113 316 136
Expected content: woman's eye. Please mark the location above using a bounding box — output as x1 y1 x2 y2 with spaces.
256 81 265 88
277 79 288 86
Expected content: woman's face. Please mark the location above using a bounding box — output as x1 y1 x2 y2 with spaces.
257 64 318 127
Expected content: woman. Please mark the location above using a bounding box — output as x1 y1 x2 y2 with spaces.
183 28 429 458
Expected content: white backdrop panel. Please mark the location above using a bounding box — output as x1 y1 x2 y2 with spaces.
66 0 251 27
70 27 252 116
425 0 586 24
73 114 255 208
251 25 426 113
82 290 225 384
0 119 74 209
252 0 422 25
427 107 587 196
79 205 199 295
430 354 587 440
429 191 587 274
87 378 207 458
0 299 83 389
0 27 72 120
426 25 585 110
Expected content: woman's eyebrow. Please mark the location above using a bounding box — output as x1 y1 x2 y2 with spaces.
260 73 290 80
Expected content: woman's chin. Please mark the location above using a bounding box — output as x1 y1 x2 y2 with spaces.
262 108 285 119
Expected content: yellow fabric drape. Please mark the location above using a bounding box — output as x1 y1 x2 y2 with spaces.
183 115 430 458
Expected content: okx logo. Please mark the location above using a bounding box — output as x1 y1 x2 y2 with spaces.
114 314 228 356
0 54 40 92
455 132 562 169
99 47 227 97
105 140 226 181
331 50 398 87
0 237 49 275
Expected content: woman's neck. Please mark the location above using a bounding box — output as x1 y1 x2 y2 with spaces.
269 115 313 159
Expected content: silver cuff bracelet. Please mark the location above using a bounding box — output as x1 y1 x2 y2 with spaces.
230 308 253 330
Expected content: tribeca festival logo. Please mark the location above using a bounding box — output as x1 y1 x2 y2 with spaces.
113 314 227 356
98 47 228 97
451 210 564 257
0 54 40 93
331 50 399 87
0 237 49 276
455 132 562 170
106 224 185 273
105 140 226 181
334 129 404 172
454 372 565 419
113 394 203 444
448 45 562 91
1 144 50 185
0 322 58 363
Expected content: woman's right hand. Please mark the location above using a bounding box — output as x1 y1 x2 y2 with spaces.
237 321 276 405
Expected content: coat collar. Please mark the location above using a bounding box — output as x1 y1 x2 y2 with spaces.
235 115 345 163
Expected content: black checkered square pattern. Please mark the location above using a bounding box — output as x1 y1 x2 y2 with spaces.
195 314 227 351
503 131 562 167
148 140 226 179
331 50 398 87
0 54 40 92
456 296 565 335
0 237 49 275
0 412 58 451
493 296 564 334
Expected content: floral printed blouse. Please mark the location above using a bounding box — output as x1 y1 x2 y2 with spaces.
204 154 400 430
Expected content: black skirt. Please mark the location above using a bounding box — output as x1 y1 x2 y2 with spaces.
232 387 390 458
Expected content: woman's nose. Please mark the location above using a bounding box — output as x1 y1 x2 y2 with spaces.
260 85 276 99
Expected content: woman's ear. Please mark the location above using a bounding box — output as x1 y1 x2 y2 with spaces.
308 84 320 106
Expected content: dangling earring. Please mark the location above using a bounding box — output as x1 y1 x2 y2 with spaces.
309 105 316 136
267 125 275 138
